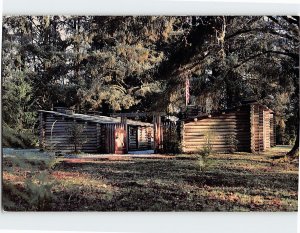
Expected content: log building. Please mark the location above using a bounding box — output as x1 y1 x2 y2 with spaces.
39 102 275 154
181 102 276 153
38 108 153 154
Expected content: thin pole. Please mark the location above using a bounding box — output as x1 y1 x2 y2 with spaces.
186 77 190 106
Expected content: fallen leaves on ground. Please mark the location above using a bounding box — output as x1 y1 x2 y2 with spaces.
2 146 298 211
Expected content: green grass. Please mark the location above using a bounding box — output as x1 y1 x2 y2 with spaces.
2 146 298 211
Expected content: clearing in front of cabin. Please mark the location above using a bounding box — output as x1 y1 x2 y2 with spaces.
2 146 298 211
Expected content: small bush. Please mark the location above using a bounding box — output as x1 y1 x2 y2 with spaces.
199 144 213 158
163 140 181 154
196 131 214 171
2 124 37 148
2 156 58 211
162 122 181 154
196 150 212 172
45 157 62 170
3 173 56 211
66 123 87 153
225 134 239 153
23 172 56 211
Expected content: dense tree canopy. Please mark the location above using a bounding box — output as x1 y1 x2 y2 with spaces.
2 16 299 154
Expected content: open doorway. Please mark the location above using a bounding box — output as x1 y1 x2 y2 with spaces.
110 112 166 154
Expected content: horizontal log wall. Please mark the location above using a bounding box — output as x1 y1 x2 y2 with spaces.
43 114 99 153
137 126 153 150
182 106 251 153
40 113 154 154
128 126 138 150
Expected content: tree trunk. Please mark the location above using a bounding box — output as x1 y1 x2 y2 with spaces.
287 64 299 158
287 128 299 157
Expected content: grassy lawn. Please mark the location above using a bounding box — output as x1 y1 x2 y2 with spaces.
2 146 298 211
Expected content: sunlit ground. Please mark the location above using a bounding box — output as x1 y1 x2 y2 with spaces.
2 146 298 211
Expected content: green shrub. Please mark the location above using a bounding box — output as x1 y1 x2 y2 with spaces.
196 131 214 171
45 157 62 170
163 140 181 154
23 172 56 211
3 173 56 211
2 124 37 148
162 122 181 154
66 122 87 153
196 151 211 171
225 134 239 153
2 156 58 211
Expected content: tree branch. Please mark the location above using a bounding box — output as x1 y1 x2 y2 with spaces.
225 28 254 40
234 49 298 70
282 16 299 26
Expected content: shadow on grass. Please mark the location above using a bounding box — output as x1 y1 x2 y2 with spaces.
56 158 298 191
3 150 298 211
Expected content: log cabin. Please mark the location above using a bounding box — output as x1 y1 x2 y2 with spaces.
181 102 276 153
39 102 275 154
38 108 154 154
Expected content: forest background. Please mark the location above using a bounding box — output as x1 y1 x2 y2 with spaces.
2 16 299 156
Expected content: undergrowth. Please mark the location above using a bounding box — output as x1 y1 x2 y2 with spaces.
2 156 60 211
2 124 37 148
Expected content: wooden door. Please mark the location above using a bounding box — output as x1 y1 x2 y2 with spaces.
115 128 126 154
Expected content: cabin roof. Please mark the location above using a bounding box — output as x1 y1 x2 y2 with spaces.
38 110 153 126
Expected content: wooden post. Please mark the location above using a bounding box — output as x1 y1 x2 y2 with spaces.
153 113 162 153
153 115 156 152
159 116 163 151
269 113 276 147
273 114 276 146
121 116 128 153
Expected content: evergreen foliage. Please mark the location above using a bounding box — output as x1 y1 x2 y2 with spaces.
2 16 299 155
